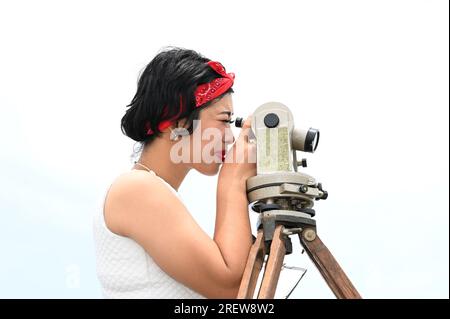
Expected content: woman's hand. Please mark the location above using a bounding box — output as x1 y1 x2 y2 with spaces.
220 115 257 184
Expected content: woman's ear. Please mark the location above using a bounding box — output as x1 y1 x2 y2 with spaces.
175 118 189 129
169 119 190 141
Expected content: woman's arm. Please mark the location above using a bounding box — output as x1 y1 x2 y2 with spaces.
106 174 244 298
105 119 256 299
213 118 256 288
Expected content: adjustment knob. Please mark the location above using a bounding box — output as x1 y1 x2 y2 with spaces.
263 113 279 128
296 158 307 167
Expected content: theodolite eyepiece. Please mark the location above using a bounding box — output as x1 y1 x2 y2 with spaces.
234 117 244 128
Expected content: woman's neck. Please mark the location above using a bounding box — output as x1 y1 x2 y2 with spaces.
133 137 191 191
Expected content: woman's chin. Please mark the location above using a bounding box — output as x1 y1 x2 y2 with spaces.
196 162 222 176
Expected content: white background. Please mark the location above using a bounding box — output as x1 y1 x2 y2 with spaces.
0 0 448 298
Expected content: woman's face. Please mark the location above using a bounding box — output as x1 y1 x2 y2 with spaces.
186 94 235 176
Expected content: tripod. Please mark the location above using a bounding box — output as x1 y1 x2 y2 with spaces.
237 211 361 299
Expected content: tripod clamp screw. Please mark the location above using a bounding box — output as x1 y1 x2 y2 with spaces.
303 228 317 242
299 185 309 193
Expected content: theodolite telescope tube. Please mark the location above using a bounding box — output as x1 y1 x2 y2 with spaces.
235 116 319 153
292 127 320 153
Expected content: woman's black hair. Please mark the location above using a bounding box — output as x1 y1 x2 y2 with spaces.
121 46 234 152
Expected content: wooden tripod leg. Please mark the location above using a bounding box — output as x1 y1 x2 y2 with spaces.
299 229 362 299
258 225 286 299
237 229 266 298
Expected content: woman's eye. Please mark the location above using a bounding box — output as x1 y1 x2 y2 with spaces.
222 118 234 124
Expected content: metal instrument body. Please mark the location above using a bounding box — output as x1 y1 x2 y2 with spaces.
236 102 360 299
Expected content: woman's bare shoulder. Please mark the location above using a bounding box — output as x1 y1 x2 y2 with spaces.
104 170 176 235
107 169 176 203
114 169 156 185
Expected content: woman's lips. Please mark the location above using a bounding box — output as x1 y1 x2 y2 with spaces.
215 150 226 162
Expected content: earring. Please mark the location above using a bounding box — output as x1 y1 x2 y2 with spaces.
170 129 179 141
170 127 188 141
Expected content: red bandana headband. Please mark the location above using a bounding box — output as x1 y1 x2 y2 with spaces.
194 61 235 107
145 61 235 136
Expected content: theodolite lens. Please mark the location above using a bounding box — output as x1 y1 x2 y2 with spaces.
305 128 320 152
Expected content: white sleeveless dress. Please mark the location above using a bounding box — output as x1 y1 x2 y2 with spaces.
93 169 206 299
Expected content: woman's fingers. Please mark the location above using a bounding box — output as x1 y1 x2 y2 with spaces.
238 115 253 141
241 116 252 129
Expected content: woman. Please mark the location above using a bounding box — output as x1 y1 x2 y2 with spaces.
93 47 256 299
